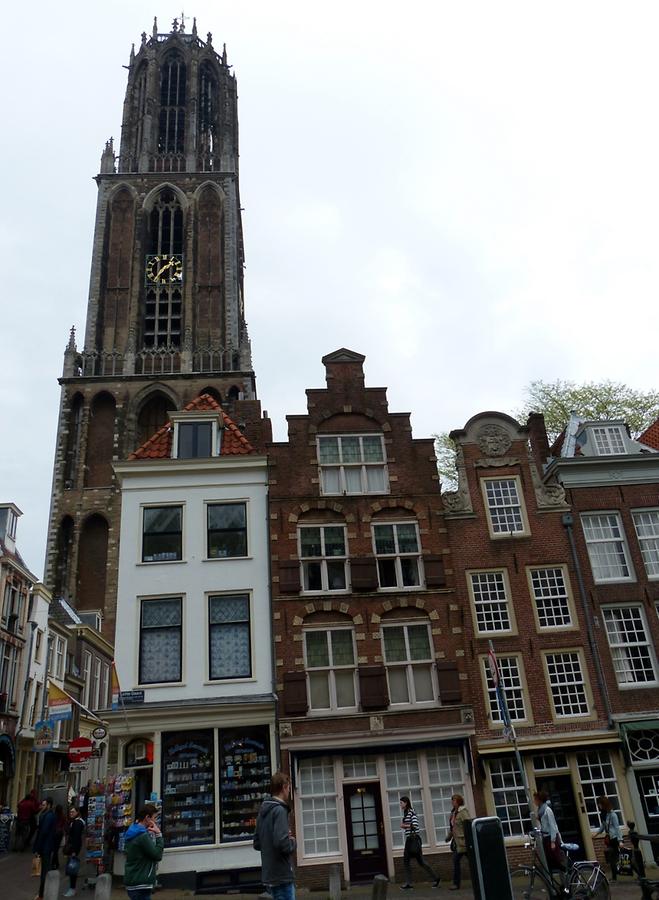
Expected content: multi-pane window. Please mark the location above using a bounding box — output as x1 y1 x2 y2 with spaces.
633 510 659 578
385 752 425 847
529 567 572 628
34 630 43 663
139 597 182 684
299 526 348 592
373 522 421 589
581 513 633 582
142 506 183 563
207 503 247 559
382 623 435 704
469 571 512 632
317 435 388 495
82 651 91 707
0 642 19 707
576 750 622 829
426 748 466 841
489 757 530 837
297 757 340 856
177 421 213 458
208 594 251 680
482 478 526 535
55 638 66 680
99 663 109 709
483 656 526 722
591 426 626 456
304 629 356 711
545 652 589 717
144 190 183 345
91 658 101 709
602 606 657 686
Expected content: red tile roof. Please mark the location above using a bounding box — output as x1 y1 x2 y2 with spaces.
639 417 659 451
129 394 255 460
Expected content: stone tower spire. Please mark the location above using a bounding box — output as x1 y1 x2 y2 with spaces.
44 22 263 637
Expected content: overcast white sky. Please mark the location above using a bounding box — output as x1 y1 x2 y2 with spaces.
3 1 659 577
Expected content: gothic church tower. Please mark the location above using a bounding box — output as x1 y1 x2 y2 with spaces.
44 18 266 636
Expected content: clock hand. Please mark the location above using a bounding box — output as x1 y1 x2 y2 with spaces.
155 259 175 279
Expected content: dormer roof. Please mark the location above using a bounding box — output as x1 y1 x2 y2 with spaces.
639 417 659 452
129 394 254 460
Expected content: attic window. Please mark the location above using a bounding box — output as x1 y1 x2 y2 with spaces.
591 426 626 456
178 422 212 458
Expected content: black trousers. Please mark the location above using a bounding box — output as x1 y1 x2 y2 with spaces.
403 836 439 885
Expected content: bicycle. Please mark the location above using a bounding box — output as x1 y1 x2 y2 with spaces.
510 827 609 898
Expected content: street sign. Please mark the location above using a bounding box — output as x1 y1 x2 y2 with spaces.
68 737 93 763
92 725 107 740
69 761 89 772
120 690 145 705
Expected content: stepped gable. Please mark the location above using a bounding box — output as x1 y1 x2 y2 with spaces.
129 394 255 459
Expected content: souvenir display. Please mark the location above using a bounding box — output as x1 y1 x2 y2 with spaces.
162 730 215 846
219 726 271 843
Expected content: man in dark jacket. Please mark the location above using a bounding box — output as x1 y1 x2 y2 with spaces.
33 798 56 900
254 772 296 900
123 804 164 900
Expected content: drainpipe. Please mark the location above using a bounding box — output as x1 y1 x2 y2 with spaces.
562 512 613 727
16 621 38 740
265 478 280 770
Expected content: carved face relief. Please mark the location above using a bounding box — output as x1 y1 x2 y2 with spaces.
476 424 512 457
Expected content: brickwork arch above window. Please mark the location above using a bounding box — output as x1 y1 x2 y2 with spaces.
288 501 348 524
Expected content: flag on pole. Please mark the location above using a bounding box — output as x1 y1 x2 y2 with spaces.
111 660 121 711
48 682 73 721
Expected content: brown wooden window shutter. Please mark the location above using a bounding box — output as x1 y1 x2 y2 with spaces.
358 665 389 711
350 557 379 592
423 555 446 588
436 662 461 704
282 671 308 716
278 560 301 594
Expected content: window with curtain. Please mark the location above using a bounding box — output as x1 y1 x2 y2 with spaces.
372 522 421 589
317 434 388 495
304 628 356 711
209 594 251 679
299 525 348 592
139 597 182 684
382 622 435 705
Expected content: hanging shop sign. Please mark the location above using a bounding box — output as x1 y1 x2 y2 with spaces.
34 720 55 751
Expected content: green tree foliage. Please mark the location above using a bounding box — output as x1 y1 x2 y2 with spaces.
517 379 659 443
435 379 659 488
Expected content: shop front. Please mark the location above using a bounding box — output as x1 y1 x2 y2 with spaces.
107 701 276 891
621 722 659 863
285 737 474 887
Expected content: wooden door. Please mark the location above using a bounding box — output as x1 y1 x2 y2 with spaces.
343 783 388 882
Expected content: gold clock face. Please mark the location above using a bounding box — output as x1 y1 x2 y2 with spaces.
145 254 183 284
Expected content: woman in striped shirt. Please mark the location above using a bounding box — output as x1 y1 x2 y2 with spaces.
399 797 441 890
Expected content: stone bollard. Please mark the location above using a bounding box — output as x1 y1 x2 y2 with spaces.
94 872 113 899
329 862 342 900
43 869 61 900
372 873 388 900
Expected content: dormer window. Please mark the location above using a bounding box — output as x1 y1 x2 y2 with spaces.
171 411 223 459
590 425 626 456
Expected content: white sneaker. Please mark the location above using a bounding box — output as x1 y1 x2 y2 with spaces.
63 890 76 898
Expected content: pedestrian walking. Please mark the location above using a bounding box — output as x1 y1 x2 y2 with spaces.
596 796 622 882
51 803 66 869
399 796 440 890
123 804 164 900
16 794 36 851
254 771 297 900
446 793 470 890
32 798 57 900
63 805 86 897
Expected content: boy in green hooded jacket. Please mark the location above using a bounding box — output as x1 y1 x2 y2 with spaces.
123 804 164 900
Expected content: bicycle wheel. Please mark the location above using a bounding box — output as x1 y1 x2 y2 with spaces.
569 863 610 899
510 865 553 898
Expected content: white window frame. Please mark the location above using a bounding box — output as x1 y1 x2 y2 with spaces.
576 749 623 830
138 595 184 686
489 757 530 838
481 476 530 538
91 657 101 709
632 509 659 580
317 434 389 496
527 565 574 630
206 500 248 560
298 524 349 593
55 637 66 680
81 650 91 707
207 592 253 682
141 502 184 564
381 621 436 706
296 757 341 858
467 569 515 635
543 649 591 719
372 521 423 591
602 605 658 688
481 654 529 725
581 512 634 583
590 425 627 456
172 415 222 459
99 662 109 709
303 627 357 713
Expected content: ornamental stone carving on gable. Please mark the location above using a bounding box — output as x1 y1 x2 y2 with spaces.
476 424 512 457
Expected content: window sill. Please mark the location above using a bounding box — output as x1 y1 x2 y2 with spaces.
136 680 186 689
616 681 659 690
301 589 350 596
592 577 637 584
203 676 256 685
203 555 252 562
138 559 186 566
377 585 423 592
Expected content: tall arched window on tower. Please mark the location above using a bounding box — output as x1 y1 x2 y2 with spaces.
130 63 148 172
144 190 184 348
77 515 109 611
136 393 176 449
198 61 218 171
158 52 186 172
85 393 116 487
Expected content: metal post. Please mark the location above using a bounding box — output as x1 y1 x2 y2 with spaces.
36 639 53 782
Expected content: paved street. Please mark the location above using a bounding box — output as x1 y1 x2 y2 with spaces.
1 850 656 899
